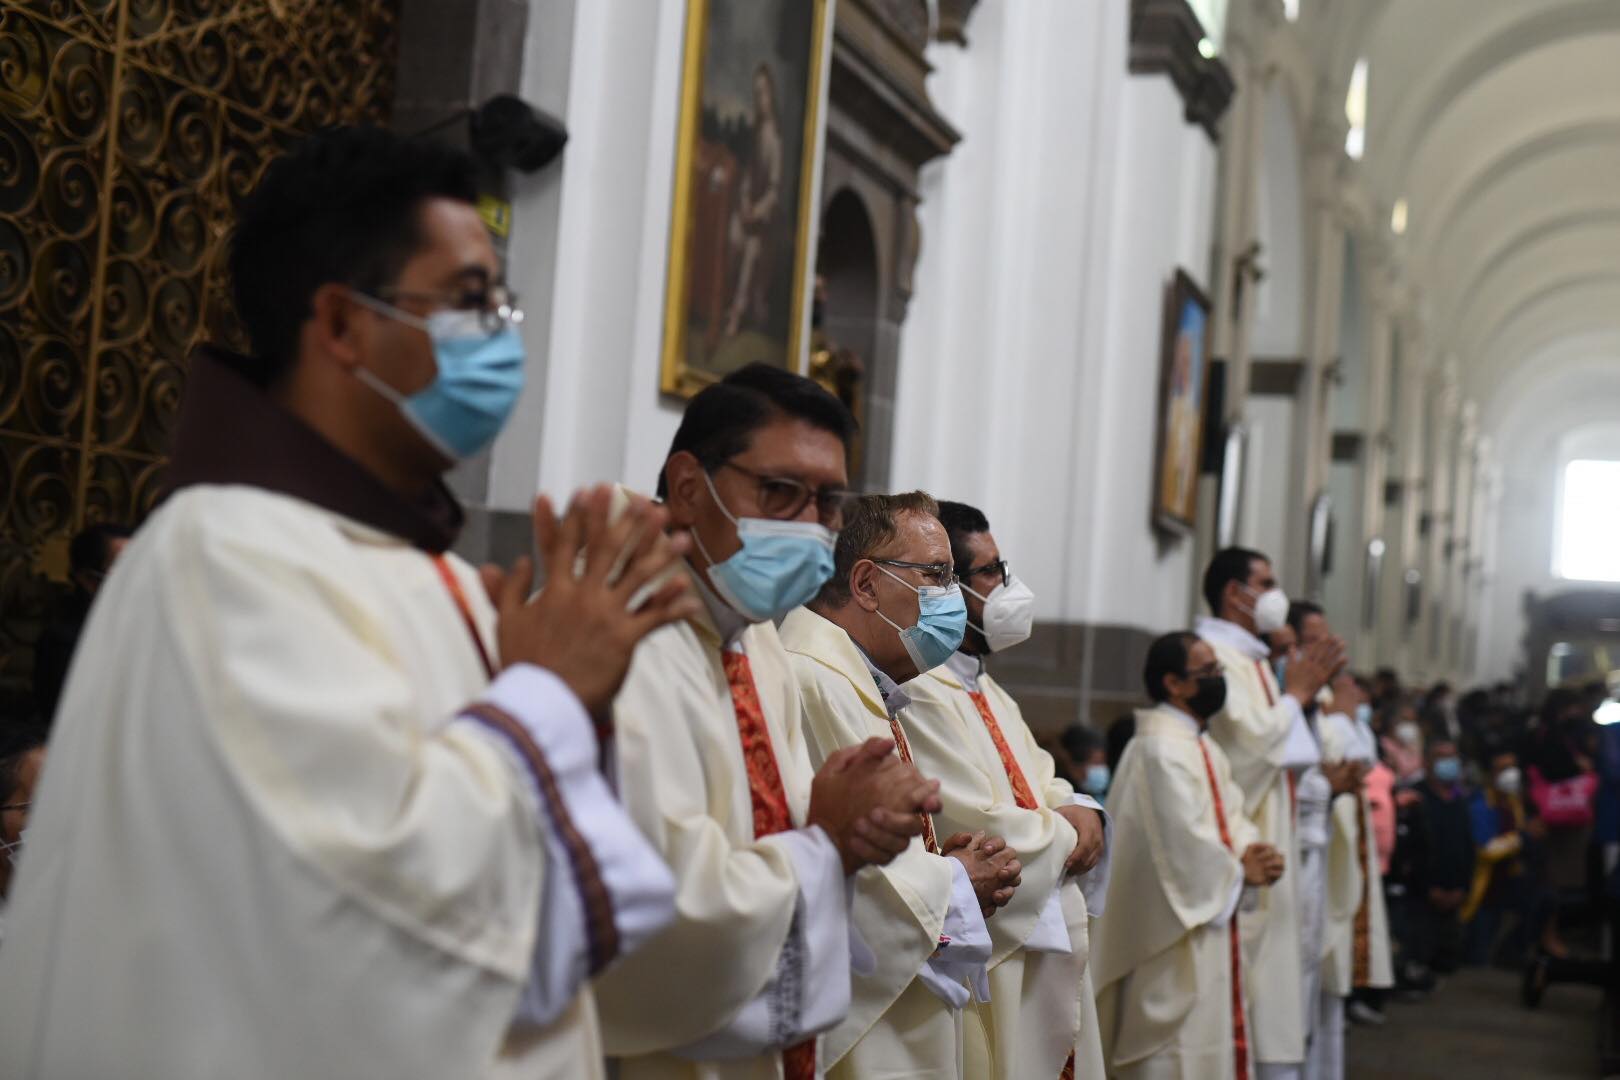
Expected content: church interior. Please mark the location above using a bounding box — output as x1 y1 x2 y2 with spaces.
2 0 1619 1076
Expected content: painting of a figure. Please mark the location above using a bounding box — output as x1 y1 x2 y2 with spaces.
661 0 830 397
1155 270 1213 532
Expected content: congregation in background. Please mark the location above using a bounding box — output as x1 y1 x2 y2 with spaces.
3 122 1619 1080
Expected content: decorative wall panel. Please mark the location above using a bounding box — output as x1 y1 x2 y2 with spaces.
0 0 398 703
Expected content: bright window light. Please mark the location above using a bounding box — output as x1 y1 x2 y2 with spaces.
1596 700 1620 726
1284 0 1301 21
1556 459 1620 581
1345 58 1368 160
1391 197 1408 236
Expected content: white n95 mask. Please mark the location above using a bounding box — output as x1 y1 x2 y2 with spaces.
1249 586 1290 635
964 574 1036 652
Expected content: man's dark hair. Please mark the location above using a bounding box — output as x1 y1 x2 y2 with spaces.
0 723 46 805
1143 631 1200 703
936 500 990 576
69 523 132 577
1203 547 1265 614
1061 722 1102 764
1286 599 1324 638
229 125 481 381
657 363 856 497
814 491 938 609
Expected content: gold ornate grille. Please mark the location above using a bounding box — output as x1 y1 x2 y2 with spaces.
0 0 398 701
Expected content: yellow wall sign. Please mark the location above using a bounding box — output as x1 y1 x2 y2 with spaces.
478 194 513 238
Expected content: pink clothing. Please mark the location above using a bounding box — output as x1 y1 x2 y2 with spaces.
1364 762 1397 874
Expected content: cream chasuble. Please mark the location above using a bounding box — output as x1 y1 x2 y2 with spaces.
906 655 1111 1080
598 575 852 1080
0 483 676 1080
1091 706 1259 1080
1316 712 1393 998
778 607 980 1079
1196 617 1313 1068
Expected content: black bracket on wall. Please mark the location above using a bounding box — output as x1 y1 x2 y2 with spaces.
1128 0 1237 142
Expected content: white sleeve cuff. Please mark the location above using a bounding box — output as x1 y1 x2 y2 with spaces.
469 664 676 1028
1023 886 1074 954
921 857 992 1007
672 826 849 1060
1211 874 1248 928
765 826 852 1039
1068 794 1114 916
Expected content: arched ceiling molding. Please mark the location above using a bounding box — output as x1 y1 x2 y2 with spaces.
1404 54 1620 246
1450 226 1620 350
1468 307 1620 403
1427 154 1620 296
1465 276 1620 368
1410 117 1620 266
1488 356 1620 430
1372 0 1620 196
1438 209 1620 331
1468 288 1620 396
1487 361 1620 460
1480 333 1620 423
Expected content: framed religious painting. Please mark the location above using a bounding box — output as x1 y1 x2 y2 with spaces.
1153 269 1214 533
660 0 832 398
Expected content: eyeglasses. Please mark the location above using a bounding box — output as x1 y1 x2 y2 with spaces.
715 461 858 527
374 283 524 335
874 558 958 589
0 802 30 813
960 558 1009 587
1185 662 1224 680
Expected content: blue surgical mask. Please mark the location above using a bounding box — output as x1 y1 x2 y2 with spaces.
873 564 967 673
1085 763 1112 799
1432 756 1462 784
1274 655 1289 686
1356 702 1374 727
691 471 836 621
351 292 526 461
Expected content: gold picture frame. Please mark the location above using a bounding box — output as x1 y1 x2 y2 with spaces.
659 0 832 398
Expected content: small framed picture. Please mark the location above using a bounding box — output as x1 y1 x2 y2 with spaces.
1154 269 1214 533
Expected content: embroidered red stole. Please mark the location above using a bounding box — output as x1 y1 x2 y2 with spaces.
1199 740 1250 1080
970 687 1075 1077
883 711 939 854
966 690 1040 811
721 649 816 1080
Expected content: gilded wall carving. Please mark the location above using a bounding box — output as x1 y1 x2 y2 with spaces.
0 0 398 701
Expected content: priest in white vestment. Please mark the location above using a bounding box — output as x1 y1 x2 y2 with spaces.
598 367 945 1080
782 492 1010 1079
1093 631 1287 1080
1293 620 1393 1080
0 127 692 1080
900 499 1114 1080
1196 549 1345 1080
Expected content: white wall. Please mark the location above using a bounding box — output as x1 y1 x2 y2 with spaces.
893 0 1218 632
1241 393 1298 566
1249 82 1306 359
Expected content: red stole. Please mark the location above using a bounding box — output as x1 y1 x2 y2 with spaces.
721 649 816 1080
1198 740 1250 1080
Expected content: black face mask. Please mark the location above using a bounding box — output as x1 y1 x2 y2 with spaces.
1188 675 1228 720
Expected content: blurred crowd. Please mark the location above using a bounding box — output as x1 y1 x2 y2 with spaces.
1044 658 1620 1025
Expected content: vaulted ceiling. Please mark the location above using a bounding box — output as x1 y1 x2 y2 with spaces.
1310 0 1620 450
